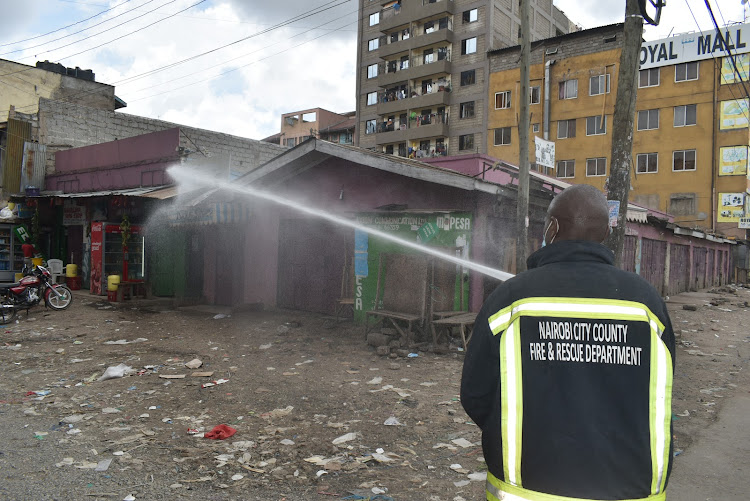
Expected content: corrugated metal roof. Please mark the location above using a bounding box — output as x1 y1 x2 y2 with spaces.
39 186 170 198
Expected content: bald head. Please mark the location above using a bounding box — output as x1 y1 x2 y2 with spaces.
546 185 610 243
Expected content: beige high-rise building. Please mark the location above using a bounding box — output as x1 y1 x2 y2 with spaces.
355 0 576 157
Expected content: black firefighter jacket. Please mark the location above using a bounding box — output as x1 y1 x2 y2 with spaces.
461 240 675 501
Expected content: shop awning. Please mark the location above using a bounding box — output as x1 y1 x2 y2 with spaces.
39 186 171 198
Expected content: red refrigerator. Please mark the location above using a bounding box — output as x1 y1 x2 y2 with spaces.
90 222 145 295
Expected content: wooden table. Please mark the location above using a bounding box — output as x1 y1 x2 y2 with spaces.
365 309 422 345
430 312 478 349
116 280 151 301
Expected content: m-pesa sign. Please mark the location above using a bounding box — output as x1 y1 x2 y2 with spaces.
640 24 750 70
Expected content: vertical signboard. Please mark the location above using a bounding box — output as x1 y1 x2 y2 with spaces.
90 222 104 295
717 193 746 222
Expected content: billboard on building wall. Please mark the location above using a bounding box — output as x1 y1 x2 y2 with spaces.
717 192 746 222
719 99 750 130
719 146 748 176
721 53 750 83
640 23 750 70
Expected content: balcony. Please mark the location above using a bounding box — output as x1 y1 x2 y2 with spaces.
375 112 450 145
378 17 453 58
376 84 451 115
380 0 454 32
377 50 451 87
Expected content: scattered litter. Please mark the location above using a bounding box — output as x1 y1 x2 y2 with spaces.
261 406 294 419
170 484 183 489
675 410 690 417
61 414 84 424
204 424 237 440
468 472 487 481
372 487 387 495
332 432 359 445
123 495 136 501
407 353 419 358
259 343 272 350
280 439 295 445
231 474 244 481
95 458 113 472
316 470 328 478
67 428 81 435
213 314 229 320
419 382 437 387
450 463 469 473
367 376 383 385
98 364 134 381
384 416 402 426
104 338 148 345
201 378 229 388
159 374 186 379
371 452 393 463
185 358 203 369
454 480 471 487
191 371 214 377
451 438 474 448
113 451 125 456
102 407 121 414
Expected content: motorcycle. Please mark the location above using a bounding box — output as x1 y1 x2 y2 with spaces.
0 265 73 324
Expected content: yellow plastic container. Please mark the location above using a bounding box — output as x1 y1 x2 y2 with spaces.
7 202 15 211
107 275 121 292
31 257 43 267
66 264 78 277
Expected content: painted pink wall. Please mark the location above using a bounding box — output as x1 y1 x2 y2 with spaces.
48 128 179 192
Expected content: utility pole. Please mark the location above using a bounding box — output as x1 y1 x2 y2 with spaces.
605 0 644 267
515 0 531 273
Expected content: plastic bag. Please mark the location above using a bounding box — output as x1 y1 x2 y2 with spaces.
97 363 134 381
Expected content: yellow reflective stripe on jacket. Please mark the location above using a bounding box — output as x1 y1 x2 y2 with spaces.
488 298 666 337
488 298 672 495
500 319 523 486
649 331 673 494
486 472 668 501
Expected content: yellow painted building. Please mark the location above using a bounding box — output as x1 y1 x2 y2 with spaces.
487 23 750 239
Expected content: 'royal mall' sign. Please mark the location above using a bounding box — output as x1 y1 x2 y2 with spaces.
640 23 750 70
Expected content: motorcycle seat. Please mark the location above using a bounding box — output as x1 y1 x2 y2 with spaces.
0 282 21 289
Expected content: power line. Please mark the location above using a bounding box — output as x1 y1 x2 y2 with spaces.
0 0 132 48
0 0 354 118
703 0 750 101
1 0 161 57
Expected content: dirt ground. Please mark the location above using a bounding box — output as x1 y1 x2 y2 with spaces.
0 285 748 501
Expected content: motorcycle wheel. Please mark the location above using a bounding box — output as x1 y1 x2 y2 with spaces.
0 296 17 324
45 285 73 310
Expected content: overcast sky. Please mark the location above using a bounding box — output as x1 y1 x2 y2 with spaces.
0 0 746 140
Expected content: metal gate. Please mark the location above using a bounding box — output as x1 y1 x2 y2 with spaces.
692 247 707 291
623 235 637 273
640 238 667 294
668 244 690 295
706 249 715 288
717 250 725 285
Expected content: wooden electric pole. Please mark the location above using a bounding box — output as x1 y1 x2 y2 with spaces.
606 0 644 267
515 0 531 273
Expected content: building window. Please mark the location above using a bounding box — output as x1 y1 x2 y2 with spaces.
557 119 576 139
558 79 577 99
636 152 658 173
368 38 379 51
589 74 610 96
419 140 431 152
285 137 296 147
494 127 511 145
461 37 477 55
675 62 699 82
365 119 376 135
674 104 697 127
460 69 476 86
586 157 607 177
529 86 540 104
385 144 394 154
459 134 474 150
460 101 475 118
463 8 478 23
556 159 575 178
669 193 696 215
639 68 660 87
495 91 511 109
367 92 378 105
637 109 659 130
673 149 696 171
369 12 379 26
532 123 540 133
367 64 378 79
586 115 607 135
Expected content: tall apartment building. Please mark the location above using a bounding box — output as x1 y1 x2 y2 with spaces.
355 0 575 157
487 23 750 239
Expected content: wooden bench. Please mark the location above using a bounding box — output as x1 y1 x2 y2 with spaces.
430 311 478 350
365 309 422 345
116 280 151 301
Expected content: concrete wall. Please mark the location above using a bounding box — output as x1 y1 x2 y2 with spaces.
36 98 286 175
0 59 115 119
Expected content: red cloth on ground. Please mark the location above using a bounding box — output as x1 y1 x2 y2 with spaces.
204 424 236 440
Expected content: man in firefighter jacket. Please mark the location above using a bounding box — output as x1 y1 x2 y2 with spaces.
461 184 675 501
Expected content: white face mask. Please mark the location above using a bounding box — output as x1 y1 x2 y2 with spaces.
542 217 559 247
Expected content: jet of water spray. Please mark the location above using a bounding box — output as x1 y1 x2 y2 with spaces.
166 166 515 282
